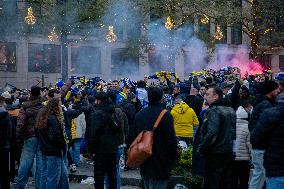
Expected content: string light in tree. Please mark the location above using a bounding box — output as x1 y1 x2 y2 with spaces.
213 25 223 40
48 27 59 41
106 25 117 43
200 14 209 24
25 7 36 25
165 16 174 30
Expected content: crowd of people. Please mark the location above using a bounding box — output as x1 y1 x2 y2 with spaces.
0 69 283 189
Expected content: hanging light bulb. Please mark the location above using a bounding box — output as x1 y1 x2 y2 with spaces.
25 7 36 25
48 27 58 41
200 14 209 24
106 25 117 43
165 16 174 30
213 25 223 40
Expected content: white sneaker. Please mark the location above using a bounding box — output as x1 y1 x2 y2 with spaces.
70 164 77 172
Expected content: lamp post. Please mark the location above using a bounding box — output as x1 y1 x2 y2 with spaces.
57 0 68 81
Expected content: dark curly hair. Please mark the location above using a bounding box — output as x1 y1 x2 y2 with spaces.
36 98 63 129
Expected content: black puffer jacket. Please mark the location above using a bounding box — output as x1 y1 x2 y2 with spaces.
38 113 66 157
251 102 284 177
199 98 236 155
0 107 11 150
132 103 177 180
86 102 124 154
249 96 276 150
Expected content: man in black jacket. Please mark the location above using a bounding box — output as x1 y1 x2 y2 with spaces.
132 87 177 189
0 95 11 189
248 80 281 189
87 92 124 189
198 86 236 189
251 92 284 188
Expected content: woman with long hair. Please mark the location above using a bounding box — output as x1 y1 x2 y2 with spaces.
36 97 69 189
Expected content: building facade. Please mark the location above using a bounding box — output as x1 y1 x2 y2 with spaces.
0 1 283 89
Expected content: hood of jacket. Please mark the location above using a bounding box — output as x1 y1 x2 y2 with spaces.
0 107 8 119
172 102 189 114
254 95 276 107
22 96 43 109
209 98 231 108
5 104 19 111
97 102 115 114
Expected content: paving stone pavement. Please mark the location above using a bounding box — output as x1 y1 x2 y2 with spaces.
24 182 141 189
22 160 142 189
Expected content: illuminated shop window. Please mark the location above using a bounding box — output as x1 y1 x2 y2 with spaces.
71 46 101 74
28 43 61 73
0 42 16 72
111 49 139 75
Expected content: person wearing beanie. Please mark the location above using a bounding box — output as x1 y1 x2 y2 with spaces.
131 87 177 189
3 90 21 183
85 91 124 189
251 82 284 189
233 106 251 189
1 91 11 99
248 80 281 189
15 85 44 189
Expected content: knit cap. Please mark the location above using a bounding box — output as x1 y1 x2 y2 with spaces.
260 80 279 95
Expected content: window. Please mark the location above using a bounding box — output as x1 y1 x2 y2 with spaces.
183 50 207 75
148 49 175 74
215 18 227 44
111 49 139 75
279 55 284 71
216 24 227 44
0 42 16 72
259 54 271 70
231 24 242 45
71 46 101 74
199 16 210 34
0 1 18 35
28 44 61 73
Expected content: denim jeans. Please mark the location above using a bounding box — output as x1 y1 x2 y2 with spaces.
71 138 82 166
267 177 284 189
142 174 169 189
105 146 124 189
41 155 69 189
15 137 42 189
249 149 266 189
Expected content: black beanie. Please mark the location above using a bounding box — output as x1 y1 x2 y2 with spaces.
31 86 41 97
95 91 108 102
260 80 279 95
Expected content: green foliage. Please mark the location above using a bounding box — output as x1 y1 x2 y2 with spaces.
171 148 203 189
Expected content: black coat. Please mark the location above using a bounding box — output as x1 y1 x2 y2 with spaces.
63 107 81 142
132 103 177 180
38 114 66 157
251 102 284 177
249 96 275 149
118 101 136 145
199 99 236 155
0 107 11 150
184 95 203 123
86 102 124 154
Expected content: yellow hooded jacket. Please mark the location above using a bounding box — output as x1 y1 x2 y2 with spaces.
170 102 199 138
